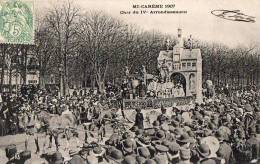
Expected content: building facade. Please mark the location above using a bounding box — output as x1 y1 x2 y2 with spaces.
157 28 203 102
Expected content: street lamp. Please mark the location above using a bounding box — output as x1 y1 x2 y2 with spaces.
58 64 64 97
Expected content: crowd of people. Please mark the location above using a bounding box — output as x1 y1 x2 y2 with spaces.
0 85 259 164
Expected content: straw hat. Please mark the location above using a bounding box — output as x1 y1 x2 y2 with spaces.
200 136 220 157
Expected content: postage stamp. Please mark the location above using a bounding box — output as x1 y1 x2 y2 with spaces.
0 0 34 44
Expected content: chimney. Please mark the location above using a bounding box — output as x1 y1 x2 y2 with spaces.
178 28 182 38
177 28 183 48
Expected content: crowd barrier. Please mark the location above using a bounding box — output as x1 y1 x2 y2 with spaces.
122 96 195 110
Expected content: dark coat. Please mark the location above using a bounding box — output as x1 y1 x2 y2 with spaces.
67 155 86 164
135 113 144 129
157 114 168 125
216 142 234 164
246 135 260 160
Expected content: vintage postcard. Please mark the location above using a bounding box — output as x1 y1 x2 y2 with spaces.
0 0 259 164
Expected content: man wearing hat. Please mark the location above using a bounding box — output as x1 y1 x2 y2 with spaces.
122 155 137 164
68 147 87 164
245 126 259 163
167 142 180 163
153 144 169 164
136 135 151 147
215 129 234 164
195 143 225 164
176 132 192 148
177 147 191 164
63 149 77 163
243 104 256 138
106 148 124 164
145 159 157 164
134 108 144 129
195 143 211 163
157 106 169 125
136 155 146 164
137 147 151 159
121 138 136 156
89 145 106 162
49 128 60 151
51 151 64 164
86 155 99 164
152 130 165 143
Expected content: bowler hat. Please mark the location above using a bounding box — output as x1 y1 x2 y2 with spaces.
107 149 123 163
176 133 192 144
136 156 146 164
155 144 169 152
136 136 151 146
196 143 211 158
168 142 180 155
122 139 134 153
154 130 165 140
145 159 156 164
137 147 150 158
90 146 106 156
5 144 17 159
19 150 31 160
122 155 136 164
52 152 64 164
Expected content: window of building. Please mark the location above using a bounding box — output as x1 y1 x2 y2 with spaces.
192 62 196 67
182 63 186 68
176 64 180 70
187 62 191 67
28 80 38 84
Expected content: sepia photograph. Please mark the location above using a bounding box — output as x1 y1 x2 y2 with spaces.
0 0 259 163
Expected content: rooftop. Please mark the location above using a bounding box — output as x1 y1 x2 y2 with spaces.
158 48 201 61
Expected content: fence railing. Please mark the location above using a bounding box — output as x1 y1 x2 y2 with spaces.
122 96 195 110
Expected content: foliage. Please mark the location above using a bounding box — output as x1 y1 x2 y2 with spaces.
0 1 260 93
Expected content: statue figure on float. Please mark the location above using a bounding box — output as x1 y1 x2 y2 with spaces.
159 59 169 83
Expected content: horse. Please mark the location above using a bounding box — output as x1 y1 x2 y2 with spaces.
17 112 30 132
36 110 77 130
36 110 77 151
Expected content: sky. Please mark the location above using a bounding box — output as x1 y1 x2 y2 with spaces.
35 0 260 48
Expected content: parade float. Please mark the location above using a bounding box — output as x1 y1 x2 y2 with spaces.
121 28 203 111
